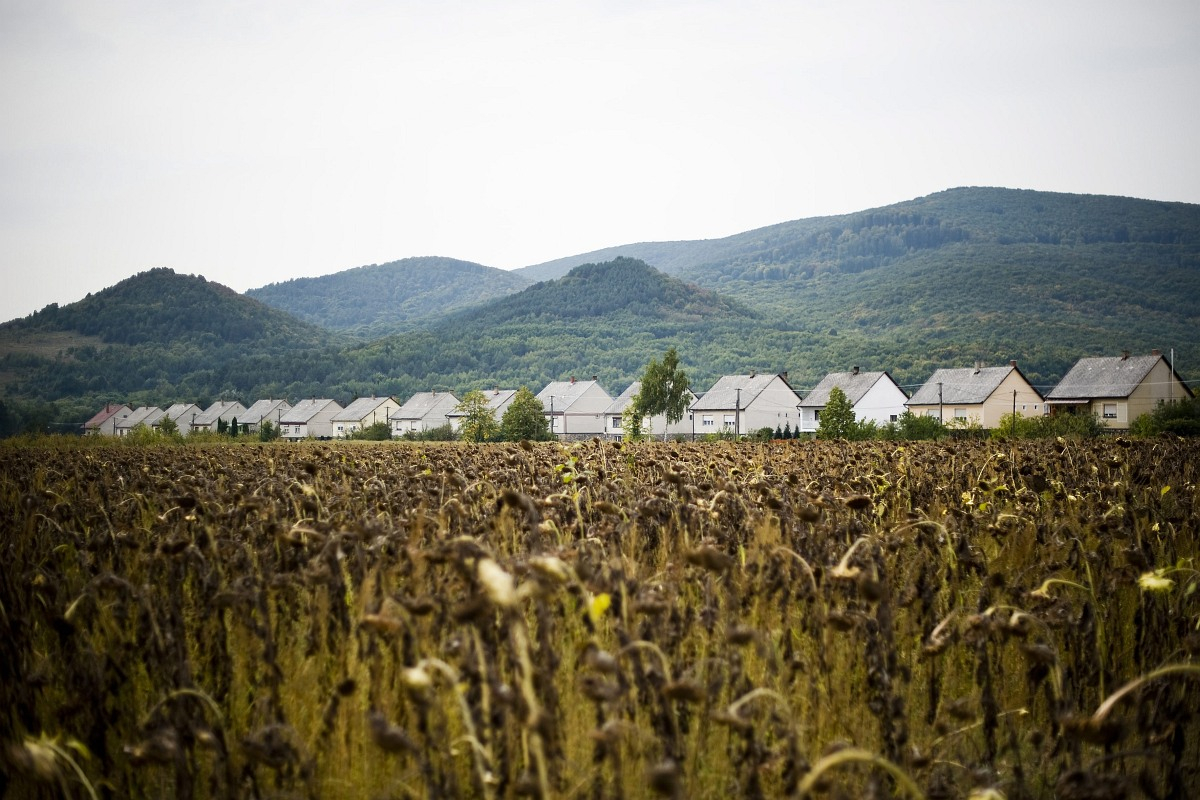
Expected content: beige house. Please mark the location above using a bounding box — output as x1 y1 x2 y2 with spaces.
82 403 132 436
906 361 1043 428
333 396 401 437
1045 350 1192 429
391 391 460 435
690 372 802 436
603 381 698 440
537 378 612 438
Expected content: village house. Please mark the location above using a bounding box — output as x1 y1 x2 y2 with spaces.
1045 350 1192 429
906 361 1043 428
690 372 801 436
537 377 612 438
446 389 518 432
391 391 460 435
82 403 133 436
190 400 248 434
333 396 401 438
156 403 203 434
603 382 698 440
279 399 343 440
239 399 292 435
797 368 909 433
115 406 165 437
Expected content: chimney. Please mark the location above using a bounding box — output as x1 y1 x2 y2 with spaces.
570 376 575 384
1009 360 1017 368
851 366 859 375
749 370 756 378
1152 349 1161 356
591 375 597 381
781 371 788 381
1122 350 1130 360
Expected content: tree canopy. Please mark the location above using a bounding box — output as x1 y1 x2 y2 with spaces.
632 346 691 428
499 387 551 442
455 390 501 443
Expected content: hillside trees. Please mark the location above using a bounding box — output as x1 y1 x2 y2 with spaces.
455 390 501 442
632 346 691 428
500 388 551 442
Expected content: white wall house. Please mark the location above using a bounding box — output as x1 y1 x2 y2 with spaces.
333 396 401 438
190 400 249 434
82 403 132 436
391 392 460 435
907 361 1043 428
690 373 802 436
798 369 909 433
157 403 203 434
538 378 613 438
280 399 344 440
240 399 292 434
1045 350 1192 429
115 406 165 437
603 382 698 440
446 389 518 433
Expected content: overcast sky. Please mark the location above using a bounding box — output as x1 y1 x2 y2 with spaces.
2 0 1198 323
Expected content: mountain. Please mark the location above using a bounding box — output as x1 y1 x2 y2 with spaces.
246 257 532 336
0 268 342 426
324 257 763 395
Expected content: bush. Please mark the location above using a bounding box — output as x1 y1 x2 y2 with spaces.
990 411 1105 440
401 423 455 442
1130 398 1200 437
349 421 392 441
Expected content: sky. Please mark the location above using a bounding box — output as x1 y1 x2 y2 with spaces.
2 0 1198 323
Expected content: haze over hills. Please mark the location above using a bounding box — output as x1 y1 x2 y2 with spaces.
246 257 532 337
1 186 1198 434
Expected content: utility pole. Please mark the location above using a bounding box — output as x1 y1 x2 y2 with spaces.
1012 390 1017 438
938 382 943 425
735 387 742 438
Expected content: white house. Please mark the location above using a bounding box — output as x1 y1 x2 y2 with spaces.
157 403 203 434
190 400 248 434
1045 350 1192 429
446 389 518 433
239 399 292 435
82 403 132 436
690 372 802 436
391 391 460 435
603 382 698 440
907 361 1043 428
333 396 401 438
279 399 344 440
797 368 909 433
115 406 165 437
537 377 613 438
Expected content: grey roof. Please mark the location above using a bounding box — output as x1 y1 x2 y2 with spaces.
1046 355 1166 400
908 366 1024 406
280 398 341 424
193 400 246 426
536 380 607 410
691 373 790 411
161 403 202 423
604 382 642 416
447 389 517 417
334 396 395 422
799 371 896 408
392 391 459 420
117 406 164 429
241 399 291 425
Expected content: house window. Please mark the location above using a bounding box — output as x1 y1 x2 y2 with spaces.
723 415 735 427
926 410 939 418
890 414 898 422
1033 404 1039 411
1103 403 1117 419
954 409 968 419
813 410 821 420
611 416 622 428
702 415 714 427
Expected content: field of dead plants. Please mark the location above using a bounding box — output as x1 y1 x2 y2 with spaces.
1 437 1199 799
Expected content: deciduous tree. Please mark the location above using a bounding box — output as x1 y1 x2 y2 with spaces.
500 387 551 442
455 390 500 443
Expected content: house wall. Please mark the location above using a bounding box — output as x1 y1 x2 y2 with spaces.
606 409 695 440
855 380 909 426
392 394 459 434
695 378 801 436
908 371 1042 428
335 400 400 437
550 384 612 437
305 404 342 439
1086 359 1190 429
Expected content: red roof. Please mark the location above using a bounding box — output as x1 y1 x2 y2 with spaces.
83 403 128 430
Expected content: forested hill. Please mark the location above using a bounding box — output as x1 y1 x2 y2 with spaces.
5 268 333 347
246 257 532 336
0 269 340 426
517 187 1200 286
324 258 765 395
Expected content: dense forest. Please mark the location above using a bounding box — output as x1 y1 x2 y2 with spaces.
1 187 1198 435
246 257 531 337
